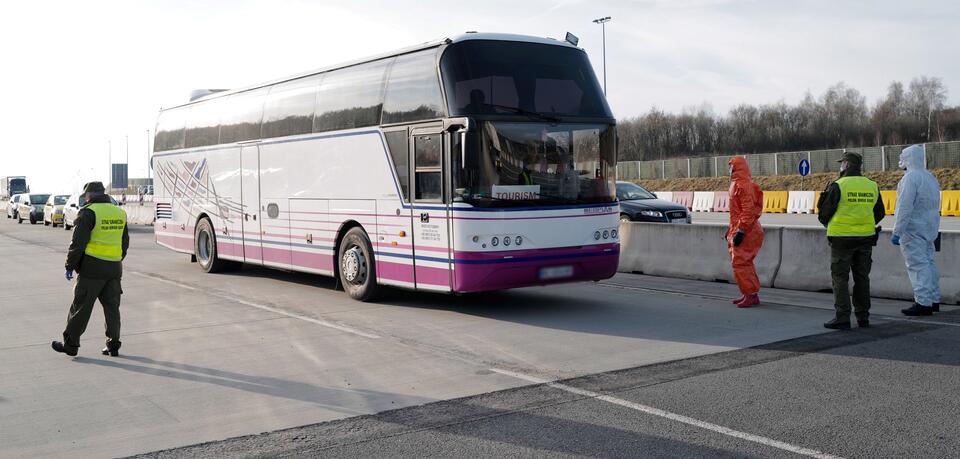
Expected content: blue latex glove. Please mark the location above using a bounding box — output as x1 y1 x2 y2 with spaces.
65 269 73 281
891 235 900 246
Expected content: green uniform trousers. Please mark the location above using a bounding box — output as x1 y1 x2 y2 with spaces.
63 275 122 352
830 241 873 320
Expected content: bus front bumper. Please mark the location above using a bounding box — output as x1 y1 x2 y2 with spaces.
452 243 620 293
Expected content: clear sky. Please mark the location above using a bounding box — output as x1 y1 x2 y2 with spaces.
2 0 957 193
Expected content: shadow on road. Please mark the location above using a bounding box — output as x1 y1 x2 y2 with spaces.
73 354 432 415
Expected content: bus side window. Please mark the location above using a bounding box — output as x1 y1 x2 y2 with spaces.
414 134 442 201
384 129 409 200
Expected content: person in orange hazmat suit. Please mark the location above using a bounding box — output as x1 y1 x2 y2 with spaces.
727 156 764 307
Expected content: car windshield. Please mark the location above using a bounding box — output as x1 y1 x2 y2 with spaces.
617 183 656 201
453 122 616 207
441 40 612 119
30 194 50 205
54 195 68 205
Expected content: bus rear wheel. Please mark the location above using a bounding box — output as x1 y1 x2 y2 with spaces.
195 218 236 273
337 227 380 302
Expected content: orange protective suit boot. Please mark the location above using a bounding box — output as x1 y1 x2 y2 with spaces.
736 293 760 308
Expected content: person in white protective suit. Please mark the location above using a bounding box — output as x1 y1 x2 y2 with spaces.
892 144 942 316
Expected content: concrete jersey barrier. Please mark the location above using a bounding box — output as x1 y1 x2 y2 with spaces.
654 191 673 203
617 221 959 304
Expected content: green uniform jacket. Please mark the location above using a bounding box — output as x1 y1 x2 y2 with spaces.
65 194 129 279
817 167 885 249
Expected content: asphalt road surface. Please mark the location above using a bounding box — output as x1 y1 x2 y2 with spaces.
1 218 958 458
692 211 960 230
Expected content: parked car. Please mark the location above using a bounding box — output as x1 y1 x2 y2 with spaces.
6 194 23 219
616 181 691 224
63 193 119 230
17 193 51 224
43 194 70 227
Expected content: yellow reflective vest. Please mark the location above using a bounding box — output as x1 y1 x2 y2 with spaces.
84 203 127 261
827 176 879 237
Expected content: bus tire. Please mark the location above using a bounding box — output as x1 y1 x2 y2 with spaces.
337 227 380 302
194 218 235 273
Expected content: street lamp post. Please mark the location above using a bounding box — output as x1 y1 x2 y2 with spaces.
592 16 611 96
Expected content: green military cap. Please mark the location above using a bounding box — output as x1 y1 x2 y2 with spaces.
837 152 863 167
83 181 106 193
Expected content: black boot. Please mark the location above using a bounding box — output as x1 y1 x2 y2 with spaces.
52 341 78 356
101 343 120 357
933 303 940 312
824 318 851 330
902 303 934 316
855 313 869 328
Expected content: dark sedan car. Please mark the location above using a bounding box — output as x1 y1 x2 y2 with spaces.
616 182 691 224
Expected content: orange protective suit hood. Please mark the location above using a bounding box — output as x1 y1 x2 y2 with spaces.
729 156 752 182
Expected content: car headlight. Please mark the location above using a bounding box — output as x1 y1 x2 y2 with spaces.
640 210 664 218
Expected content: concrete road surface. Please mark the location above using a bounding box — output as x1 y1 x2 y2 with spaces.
693 211 960 230
1 218 957 458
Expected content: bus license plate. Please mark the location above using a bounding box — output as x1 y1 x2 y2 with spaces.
539 265 574 280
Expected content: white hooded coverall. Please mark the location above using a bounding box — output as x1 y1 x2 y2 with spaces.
893 145 941 306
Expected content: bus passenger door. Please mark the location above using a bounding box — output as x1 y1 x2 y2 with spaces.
410 129 452 292
240 144 263 264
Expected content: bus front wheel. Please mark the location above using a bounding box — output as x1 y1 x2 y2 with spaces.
195 218 237 273
337 227 380 302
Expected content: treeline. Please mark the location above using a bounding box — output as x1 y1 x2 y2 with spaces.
617 76 960 161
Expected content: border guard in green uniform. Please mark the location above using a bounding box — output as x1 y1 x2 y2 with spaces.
817 153 885 330
52 181 129 357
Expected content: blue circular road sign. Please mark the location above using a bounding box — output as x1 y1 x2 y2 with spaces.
798 159 811 177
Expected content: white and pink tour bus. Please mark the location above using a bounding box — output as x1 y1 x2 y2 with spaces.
151 33 620 301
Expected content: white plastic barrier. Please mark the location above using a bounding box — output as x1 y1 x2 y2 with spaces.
692 192 716 212
617 222 959 304
654 191 673 202
787 191 815 214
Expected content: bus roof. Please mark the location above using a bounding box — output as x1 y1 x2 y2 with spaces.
163 32 580 111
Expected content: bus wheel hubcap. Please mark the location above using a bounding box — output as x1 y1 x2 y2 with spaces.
342 246 367 284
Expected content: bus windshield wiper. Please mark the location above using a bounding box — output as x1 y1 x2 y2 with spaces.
484 104 562 123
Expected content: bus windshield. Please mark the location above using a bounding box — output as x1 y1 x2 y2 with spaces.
441 40 612 119
10 178 26 193
454 122 616 207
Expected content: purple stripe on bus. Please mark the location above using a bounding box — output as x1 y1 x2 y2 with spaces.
453 251 618 292
377 260 415 283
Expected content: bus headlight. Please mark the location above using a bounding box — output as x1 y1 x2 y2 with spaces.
602 230 609 239
491 237 499 247
594 231 601 240
515 236 522 246
503 236 511 246
611 229 618 239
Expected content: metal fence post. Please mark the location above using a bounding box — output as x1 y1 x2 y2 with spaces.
881 146 885 171
661 160 665 179
774 153 779 176
714 156 718 177
687 158 691 177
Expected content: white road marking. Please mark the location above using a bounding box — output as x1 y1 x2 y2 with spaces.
129 271 380 339
491 368 844 459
